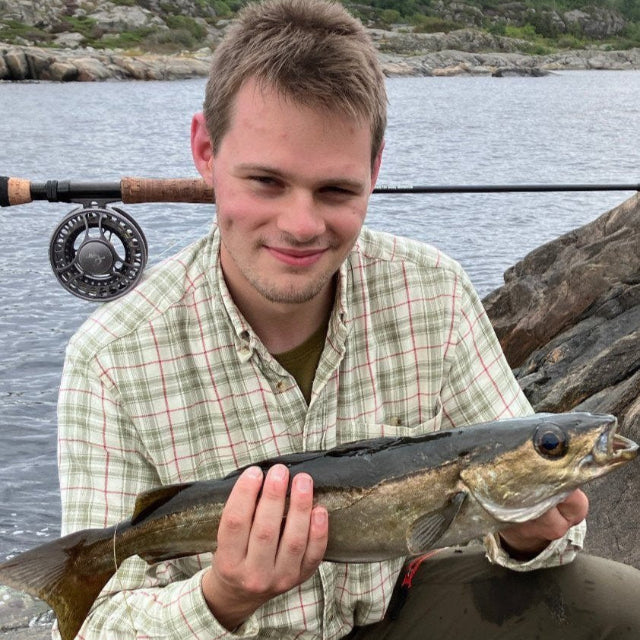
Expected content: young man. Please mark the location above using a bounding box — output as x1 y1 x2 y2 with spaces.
57 1 640 638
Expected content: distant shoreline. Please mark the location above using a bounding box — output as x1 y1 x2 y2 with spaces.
2 31 640 82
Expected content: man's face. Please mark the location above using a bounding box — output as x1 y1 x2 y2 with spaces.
197 79 381 315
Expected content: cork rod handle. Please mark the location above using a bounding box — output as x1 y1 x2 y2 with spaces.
121 177 215 204
0 177 32 207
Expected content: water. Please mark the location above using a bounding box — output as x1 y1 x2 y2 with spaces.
0 71 639 558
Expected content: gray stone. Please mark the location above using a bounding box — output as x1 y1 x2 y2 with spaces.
0 586 53 639
73 56 119 81
4 48 30 80
23 47 55 79
46 61 79 81
88 4 167 33
53 32 85 49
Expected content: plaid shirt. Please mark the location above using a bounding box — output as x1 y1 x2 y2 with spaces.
57 224 584 640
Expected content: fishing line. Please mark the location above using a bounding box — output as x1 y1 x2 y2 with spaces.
112 522 137 633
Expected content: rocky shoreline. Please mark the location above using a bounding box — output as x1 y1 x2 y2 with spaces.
2 28 640 81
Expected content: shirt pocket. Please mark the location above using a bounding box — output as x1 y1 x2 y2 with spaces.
344 397 444 442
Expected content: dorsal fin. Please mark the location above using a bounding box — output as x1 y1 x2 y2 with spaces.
131 482 193 525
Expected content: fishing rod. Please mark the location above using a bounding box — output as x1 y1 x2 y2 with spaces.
2 175 639 302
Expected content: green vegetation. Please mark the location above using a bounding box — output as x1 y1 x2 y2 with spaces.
0 0 638 51
346 0 640 49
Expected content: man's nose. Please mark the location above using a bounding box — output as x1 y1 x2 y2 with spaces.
275 191 326 241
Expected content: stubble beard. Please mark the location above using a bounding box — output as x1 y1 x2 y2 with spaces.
223 234 343 306
243 262 335 305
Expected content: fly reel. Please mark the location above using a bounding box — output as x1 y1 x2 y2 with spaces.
49 204 148 301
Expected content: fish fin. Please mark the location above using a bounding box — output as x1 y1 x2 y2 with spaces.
131 482 194 525
407 491 467 554
0 527 116 640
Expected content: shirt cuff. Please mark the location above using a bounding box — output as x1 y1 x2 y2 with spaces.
168 569 261 639
483 520 586 572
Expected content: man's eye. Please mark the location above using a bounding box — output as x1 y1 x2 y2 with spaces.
322 186 355 196
251 176 277 185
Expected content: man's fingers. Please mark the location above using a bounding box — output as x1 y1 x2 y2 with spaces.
246 464 289 570
277 473 313 559
556 489 589 526
216 466 264 568
300 506 329 577
275 473 328 585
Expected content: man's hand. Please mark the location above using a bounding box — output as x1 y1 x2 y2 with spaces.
498 488 588 561
201 464 329 630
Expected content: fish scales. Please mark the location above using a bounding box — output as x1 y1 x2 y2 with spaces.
0 412 636 640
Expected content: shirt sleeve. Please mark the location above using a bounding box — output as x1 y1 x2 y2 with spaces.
56 345 254 640
438 270 583 571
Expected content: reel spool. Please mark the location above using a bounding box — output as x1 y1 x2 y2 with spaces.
49 204 148 302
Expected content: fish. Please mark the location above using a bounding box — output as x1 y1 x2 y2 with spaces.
0 411 636 640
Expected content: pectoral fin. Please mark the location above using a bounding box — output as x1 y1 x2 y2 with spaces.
407 491 466 554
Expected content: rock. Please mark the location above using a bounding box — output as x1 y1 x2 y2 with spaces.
23 47 55 78
52 32 85 49
3 47 29 80
0 586 53 639
483 193 640 568
87 4 167 33
46 60 79 81
564 7 626 39
492 66 549 77
73 55 117 81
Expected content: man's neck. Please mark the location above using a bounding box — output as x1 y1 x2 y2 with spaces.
233 281 336 354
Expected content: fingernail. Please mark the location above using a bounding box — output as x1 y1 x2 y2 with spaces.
245 466 262 479
313 508 327 526
296 474 312 493
270 464 287 481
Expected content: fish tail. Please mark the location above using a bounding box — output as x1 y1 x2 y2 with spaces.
0 526 117 640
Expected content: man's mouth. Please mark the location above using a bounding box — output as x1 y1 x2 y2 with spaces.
265 246 327 267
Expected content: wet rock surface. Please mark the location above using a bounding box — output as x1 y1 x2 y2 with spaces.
0 587 53 639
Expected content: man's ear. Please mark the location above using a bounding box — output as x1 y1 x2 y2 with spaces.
191 112 214 186
370 140 384 192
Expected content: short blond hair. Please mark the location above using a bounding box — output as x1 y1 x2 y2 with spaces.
203 0 387 165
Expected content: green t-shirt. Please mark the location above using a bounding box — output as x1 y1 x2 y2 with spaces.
273 321 328 404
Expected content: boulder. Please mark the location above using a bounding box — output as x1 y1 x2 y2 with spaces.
23 47 55 78
3 47 30 80
52 32 86 49
564 7 626 38
73 55 117 81
483 193 640 568
87 4 167 33
46 60 79 81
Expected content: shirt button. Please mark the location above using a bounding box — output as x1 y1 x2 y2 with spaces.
389 416 403 426
276 380 286 392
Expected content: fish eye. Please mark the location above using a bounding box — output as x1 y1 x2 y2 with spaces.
534 425 568 459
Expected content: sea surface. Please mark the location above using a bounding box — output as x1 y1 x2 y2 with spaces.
0 70 639 559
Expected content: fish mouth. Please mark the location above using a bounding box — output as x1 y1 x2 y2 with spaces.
592 417 639 466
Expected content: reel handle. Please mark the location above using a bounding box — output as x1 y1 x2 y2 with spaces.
0 176 32 207
121 177 215 204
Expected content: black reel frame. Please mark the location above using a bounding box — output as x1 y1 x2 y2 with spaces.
49 202 148 302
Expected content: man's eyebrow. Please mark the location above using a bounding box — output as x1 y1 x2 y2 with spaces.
235 164 367 191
